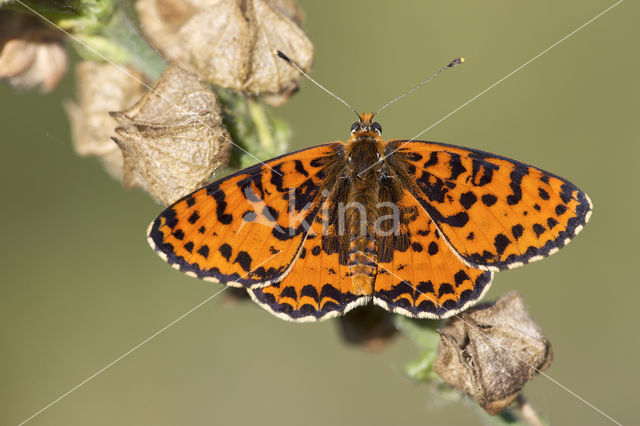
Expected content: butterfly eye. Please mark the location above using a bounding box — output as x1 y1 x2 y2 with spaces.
350 122 360 133
372 122 382 134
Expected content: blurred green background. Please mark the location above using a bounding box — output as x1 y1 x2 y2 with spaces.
2 0 637 425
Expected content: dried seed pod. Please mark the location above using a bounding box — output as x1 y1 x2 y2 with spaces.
337 306 397 351
433 292 552 415
67 61 146 181
136 0 313 106
0 12 68 92
111 65 231 205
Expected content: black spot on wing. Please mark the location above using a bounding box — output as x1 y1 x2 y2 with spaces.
269 164 285 193
294 160 309 177
197 245 209 258
494 233 511 255
300 285 319 302
481 194 498 207
207 187 233 225
188 211 200 224
280 286 297 300
423 151 439 168
448 154 467 179
533 223 545 238
559 183 575 204
219 243 232 261
413 191 469 228
469 156 498 186
234 251 253 272
416 172 448 203
453 270 470 286
428 242 439 256
163 208 178 229
512 224 524 240
404 152 423 162
320 284 341 301
438 283 455 297
292 179 320 211
416 280 435 294
459 191 477 210
538 187 550 200
555 204 567 215
506 166 528 206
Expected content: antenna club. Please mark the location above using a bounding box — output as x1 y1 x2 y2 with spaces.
448 57 465 67
274 50 291 62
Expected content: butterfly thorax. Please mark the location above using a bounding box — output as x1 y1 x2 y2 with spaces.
344 117 385 295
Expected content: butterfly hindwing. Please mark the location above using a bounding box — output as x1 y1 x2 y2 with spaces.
148 143 343 287
387 140 592 271
249 197 371 321
374 181 493 318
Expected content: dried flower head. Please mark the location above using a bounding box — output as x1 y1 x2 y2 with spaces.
337 306 397 351
433 292 552 415
0 11 68 92
136 0 313 106
67 61 146 181
111 65 231 205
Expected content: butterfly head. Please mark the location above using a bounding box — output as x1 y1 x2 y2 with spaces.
351 112 382 135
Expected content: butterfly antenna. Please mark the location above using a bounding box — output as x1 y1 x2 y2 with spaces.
274 50 360 120
374 57 465 117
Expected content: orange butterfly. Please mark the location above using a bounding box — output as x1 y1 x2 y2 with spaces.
148 56 591 322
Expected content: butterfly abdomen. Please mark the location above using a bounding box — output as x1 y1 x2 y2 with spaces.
346 190 378 295
345 134 384 295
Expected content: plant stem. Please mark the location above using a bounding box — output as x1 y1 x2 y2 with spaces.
517 394 544 426
247 97 275 155
101 2 166 79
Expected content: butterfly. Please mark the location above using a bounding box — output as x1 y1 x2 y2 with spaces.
147 110 591 322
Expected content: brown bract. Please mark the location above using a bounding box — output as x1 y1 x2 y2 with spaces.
111 65 231 205
136 0 313 106
67 61 146 181
433 292 553 415
0 12 67 92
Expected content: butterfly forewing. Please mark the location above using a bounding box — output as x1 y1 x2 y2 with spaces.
386 140 592 271
148 143 343 287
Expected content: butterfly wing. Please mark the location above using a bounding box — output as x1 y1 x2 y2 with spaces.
148 143 344 287
374 179 493 319
385 140 592 271
249 179 371 321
